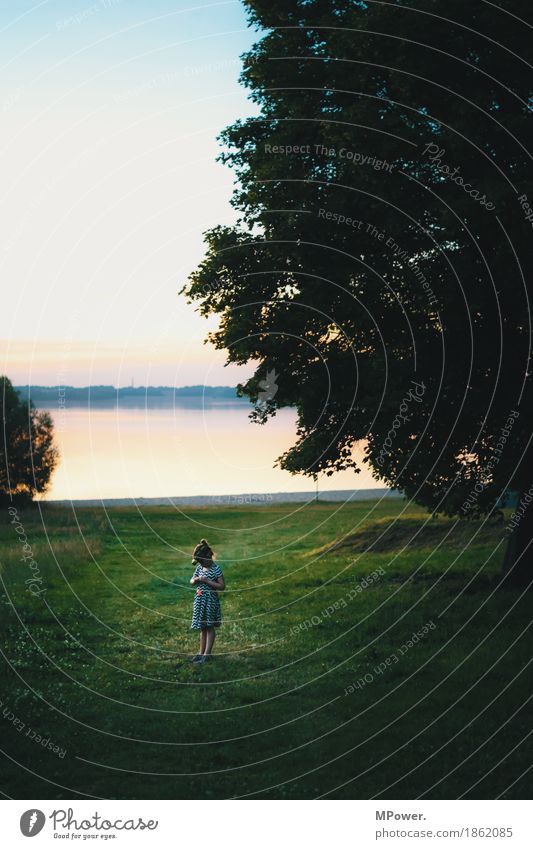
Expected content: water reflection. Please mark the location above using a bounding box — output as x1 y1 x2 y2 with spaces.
47 405 377 500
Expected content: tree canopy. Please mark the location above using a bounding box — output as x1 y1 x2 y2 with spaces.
0 377 58 505
183 0 532 529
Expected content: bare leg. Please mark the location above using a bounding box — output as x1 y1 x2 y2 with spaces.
200 629 207 655
204 627 216 656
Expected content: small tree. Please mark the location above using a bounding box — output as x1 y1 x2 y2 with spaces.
0 377 58 506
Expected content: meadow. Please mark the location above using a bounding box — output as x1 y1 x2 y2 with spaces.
0 498 531 799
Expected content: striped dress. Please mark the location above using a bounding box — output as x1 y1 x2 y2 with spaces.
191 563 223 629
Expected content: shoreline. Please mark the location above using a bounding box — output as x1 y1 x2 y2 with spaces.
43 487 402 508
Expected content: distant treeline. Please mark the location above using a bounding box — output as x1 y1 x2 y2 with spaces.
14 385 248 408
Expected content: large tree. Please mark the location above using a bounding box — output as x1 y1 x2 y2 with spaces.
0 377 58 505
182 0 533 583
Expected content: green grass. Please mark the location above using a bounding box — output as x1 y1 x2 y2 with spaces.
0 498 531 799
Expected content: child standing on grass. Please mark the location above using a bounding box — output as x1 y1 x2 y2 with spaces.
189 539 225 663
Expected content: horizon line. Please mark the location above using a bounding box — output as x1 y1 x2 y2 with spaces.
13 383 241 390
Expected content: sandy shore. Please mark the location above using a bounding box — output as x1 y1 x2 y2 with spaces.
45 487 401 507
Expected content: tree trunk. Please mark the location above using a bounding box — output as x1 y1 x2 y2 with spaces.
502 490 533 588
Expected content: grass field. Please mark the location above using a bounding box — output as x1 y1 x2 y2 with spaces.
0 498 531 799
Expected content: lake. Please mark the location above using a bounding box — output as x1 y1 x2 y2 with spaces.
46 404 378 501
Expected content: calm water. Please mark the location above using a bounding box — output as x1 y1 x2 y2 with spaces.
46 405 378 501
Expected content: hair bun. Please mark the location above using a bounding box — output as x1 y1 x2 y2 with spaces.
192 539 213 563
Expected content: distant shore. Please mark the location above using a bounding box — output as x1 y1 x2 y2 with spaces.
15 384 249 409
45 487 402 508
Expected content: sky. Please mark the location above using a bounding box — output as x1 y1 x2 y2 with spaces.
1 0 258 387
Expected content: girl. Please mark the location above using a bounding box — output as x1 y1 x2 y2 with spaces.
189 539 225 663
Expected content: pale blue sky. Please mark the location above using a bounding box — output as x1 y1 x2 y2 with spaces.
1 0 259 386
